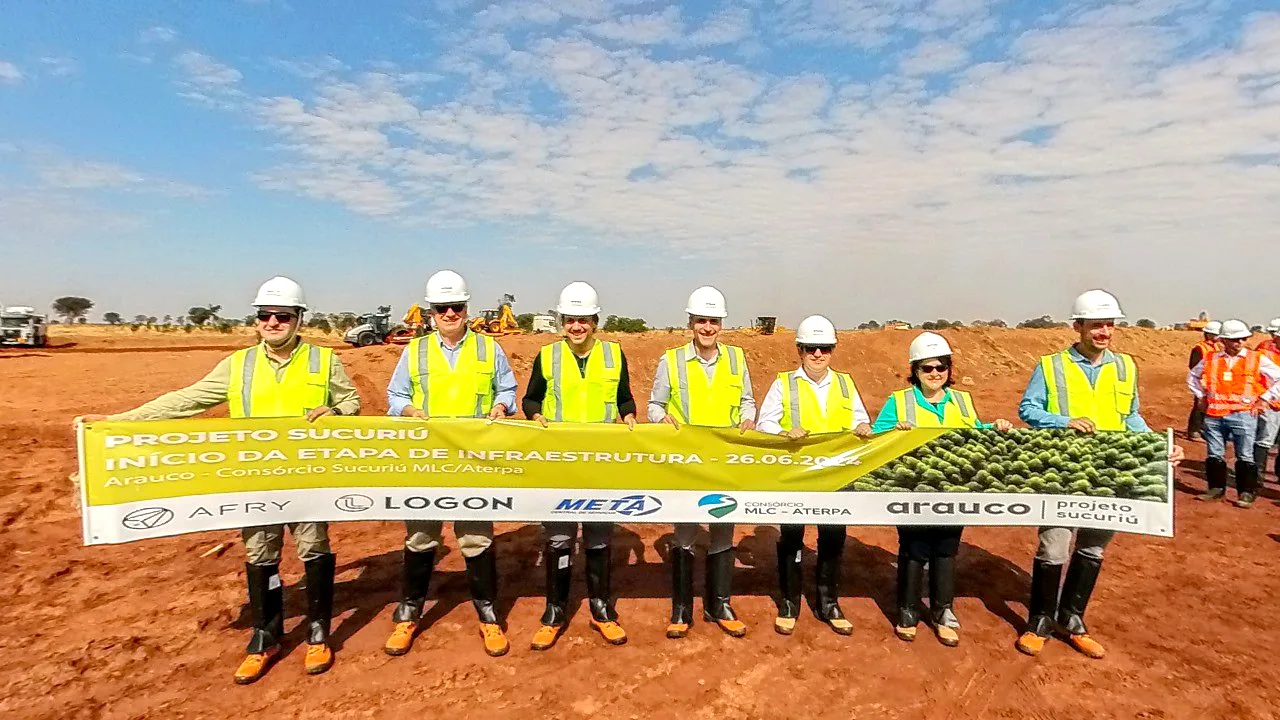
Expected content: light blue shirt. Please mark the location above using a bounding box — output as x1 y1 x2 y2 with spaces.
386 331 518 417
871 387 995 434
1018 346 1150 432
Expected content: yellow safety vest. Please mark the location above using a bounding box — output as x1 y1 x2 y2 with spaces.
1040 350 1137 432
891 388 979 428
663 343 746 427
407 332 496 418
227 342 333 419
539 339 622 423
777 370 858 433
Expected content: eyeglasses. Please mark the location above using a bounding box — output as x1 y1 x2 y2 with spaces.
256 311 297 323
563 316 594 326
918 362 951 374
431 303 466 315
800 344 834 355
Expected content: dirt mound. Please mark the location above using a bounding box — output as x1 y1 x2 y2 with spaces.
2 327 1278 719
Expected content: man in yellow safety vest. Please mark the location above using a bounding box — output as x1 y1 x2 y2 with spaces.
522 281 638 650
382 270 518 658
78 276 361 684
649 286 755 639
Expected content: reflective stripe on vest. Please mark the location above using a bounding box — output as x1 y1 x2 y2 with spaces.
540 339 622 423
1040 350 1136 432
227 343 332 419
664 343 744 427
408 332 496 418
893 388 978 428
1202 351 1264 417
777 370 856 433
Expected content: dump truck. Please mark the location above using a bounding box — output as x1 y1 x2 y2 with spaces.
1 306 49 347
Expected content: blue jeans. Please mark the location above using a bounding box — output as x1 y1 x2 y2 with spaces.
1203 412 1256 462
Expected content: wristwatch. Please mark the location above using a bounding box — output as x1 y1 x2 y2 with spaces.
330 407 343 416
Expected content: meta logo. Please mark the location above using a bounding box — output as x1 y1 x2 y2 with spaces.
698 493 737 519
553 494 663 517
121 507 175 530
335 494 374 512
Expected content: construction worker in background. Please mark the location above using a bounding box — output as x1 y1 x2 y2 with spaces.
1186 320 1222 440
1187 319 1280 507
522 281 638 650
649 286 755 639
1253 318 1280 483
756 315 872 636
382 270 518 658
76 277 360 684
1016 290 1183 659
871 332 1013 647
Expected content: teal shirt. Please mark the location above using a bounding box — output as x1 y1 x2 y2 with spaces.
871 386 995 433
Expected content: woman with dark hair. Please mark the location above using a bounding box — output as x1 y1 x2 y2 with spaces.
871 332 1012 646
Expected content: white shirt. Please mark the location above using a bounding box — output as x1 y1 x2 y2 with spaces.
1187 349 1280 402
755 367 871 435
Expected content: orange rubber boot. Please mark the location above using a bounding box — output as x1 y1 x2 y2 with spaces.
1066 634 1106 659
384 621 417 656
1015 632 1047 656
480 623 510 657
304 643 333 675
590 619 628 645
530 624 563 651
233 647 279 685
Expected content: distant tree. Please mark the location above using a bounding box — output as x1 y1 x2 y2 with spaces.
1117 321 1130 328
1017 315 1066 329
1252 325 1264 333
134 314 148 324
331 313 360 333
603 315 648 333
921 321 938 330
146 316 157 326
307 315 332 333
516 313 535 332
187 304 222 326
76 317 88 324
1136 319 1160 329
162 314 172 325
857 320 882 330
987 318 1007 328
103 312 122 325
52 296 94 323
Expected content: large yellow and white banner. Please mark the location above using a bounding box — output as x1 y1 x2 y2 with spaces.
78 417 1174 544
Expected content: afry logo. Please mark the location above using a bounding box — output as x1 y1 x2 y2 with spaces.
121 507 175 530
698 493 737 519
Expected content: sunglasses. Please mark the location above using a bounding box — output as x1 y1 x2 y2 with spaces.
256 311 297 323
918 362 951 374
800 344 834 355
431 303 466 314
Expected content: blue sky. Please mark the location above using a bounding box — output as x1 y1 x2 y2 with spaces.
2 0 1278 327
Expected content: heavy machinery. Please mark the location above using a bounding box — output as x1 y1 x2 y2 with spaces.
343 305 426 347
0 306 48 347
1187 311 1210 332
469 294 524 336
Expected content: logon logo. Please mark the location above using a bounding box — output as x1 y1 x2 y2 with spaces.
698 493 737 519
122 507 175 530
335 494 374 512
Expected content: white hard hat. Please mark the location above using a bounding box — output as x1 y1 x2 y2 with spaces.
556 281 601 317
424 270 470 304
685 286 728 319
1219 319 1251 340
1070 289 1125 320
1267 318 1280 335
252 276 307 309
796 315 837 345
908 332 953 363
1203 320 1222 336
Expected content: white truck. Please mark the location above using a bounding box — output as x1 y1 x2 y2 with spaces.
531 314 556 333
1 306 49 347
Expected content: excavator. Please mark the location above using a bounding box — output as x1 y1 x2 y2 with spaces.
469 294 524 336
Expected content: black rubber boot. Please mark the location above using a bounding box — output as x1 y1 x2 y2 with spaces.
815 527 851 634
392 549 435 623
1024 558 1062 638
585 547 617 623
776 540 803 620
895 551 924 631
303 553 336 646
540 545 572 627
1199 457 1228 501
704 549 744 636
464 549 501 625
1057 552 1102 636
929 554 958 630
1254 444 1270 474
1186 404 1202 439
1235 461 1259 506
668 547 694 631
244 563 284 654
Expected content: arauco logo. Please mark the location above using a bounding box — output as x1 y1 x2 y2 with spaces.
698 493 738 518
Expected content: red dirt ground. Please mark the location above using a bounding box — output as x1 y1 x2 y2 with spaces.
2 327 1277 720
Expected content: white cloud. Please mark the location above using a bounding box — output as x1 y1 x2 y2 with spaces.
37 159 208 198
39 56 79 77
139 25 179 43
173 51 246 109
685 7 753 47
587 7 683 45
0 60 23 85
900 39 970 75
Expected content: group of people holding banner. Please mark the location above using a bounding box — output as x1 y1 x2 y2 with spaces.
82 274 1185 685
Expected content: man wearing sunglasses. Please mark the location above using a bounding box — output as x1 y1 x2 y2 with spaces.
756 314 872 636
1017 289 1184 659
522 281 637 650
383 269 519 658
648 286 755 640
77 276 360 684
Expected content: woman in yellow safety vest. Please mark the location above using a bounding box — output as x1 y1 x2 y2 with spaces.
755 315 873 636
521 281 638 650
871 332 1012 647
